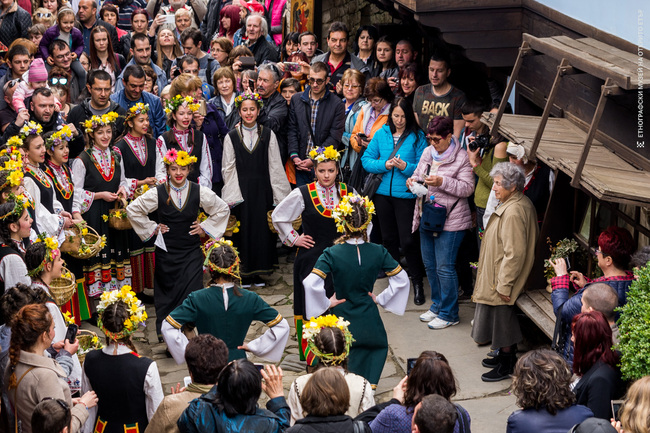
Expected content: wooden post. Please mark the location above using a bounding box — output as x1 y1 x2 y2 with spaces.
491 41 531 137
529 58 573 161
570 77 616 188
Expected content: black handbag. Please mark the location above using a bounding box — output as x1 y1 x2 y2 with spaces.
421 199 459 232
359 133 408 198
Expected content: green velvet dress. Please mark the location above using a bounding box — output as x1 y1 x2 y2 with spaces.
311 241 402 385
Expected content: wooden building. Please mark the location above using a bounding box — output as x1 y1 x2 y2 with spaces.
367 0 650 337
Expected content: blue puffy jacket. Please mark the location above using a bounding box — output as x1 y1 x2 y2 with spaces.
360 125 427 199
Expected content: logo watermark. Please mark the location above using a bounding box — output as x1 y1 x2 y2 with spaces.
638 9 645 149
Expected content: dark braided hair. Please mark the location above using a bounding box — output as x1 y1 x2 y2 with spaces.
0 201 24 245
313 326 348 370
334 200 370 244
25 241 48 278
208 243 242 296
8 304 52 389
0 283 48 325
101 300 138 353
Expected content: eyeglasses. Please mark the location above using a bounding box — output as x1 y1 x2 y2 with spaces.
50 77 68 85
592 247 609 257
426 135 443 144
308 78 325 85
36 11 52 17
343 83 360 89
40 397 70 411
370 97 384 104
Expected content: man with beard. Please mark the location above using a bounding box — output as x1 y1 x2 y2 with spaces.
256 63 288 162
46 40 87 103
115 33 167 95
68 70 127 159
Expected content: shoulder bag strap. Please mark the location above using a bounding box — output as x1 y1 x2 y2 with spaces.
13 366 35 433
387 133 408 161
445 199 460 217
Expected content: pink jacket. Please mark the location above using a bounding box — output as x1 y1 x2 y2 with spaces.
411 140 475 233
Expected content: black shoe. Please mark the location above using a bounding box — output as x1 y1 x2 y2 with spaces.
136 292 154 304
413 281 425 305
481 353 516 382
481 355 500 368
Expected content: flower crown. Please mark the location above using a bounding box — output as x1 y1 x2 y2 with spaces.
234 93 263 109
5 137 23 149
332 193 375 233
0 193 31 220
26 233 60 277
83 112 119 133
0 148 24 189
45 125 74 149
202 238 241 284
19 121 42 139
125 103 150 123
303 314 354 365
309 146 341 163
163 149 197 166
97 285 148 341
164 95 200 115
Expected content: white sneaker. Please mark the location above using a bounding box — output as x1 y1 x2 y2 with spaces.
427 317 459 330
253 282 266 287
419 310 438 322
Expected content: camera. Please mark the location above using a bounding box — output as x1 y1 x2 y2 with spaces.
468 134 491 151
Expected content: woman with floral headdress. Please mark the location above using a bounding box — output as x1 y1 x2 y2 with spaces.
162 238 290 363
127 148 229 340
71 112 134 297
25 236 83 395
114 103 158 296
19 122 76 240
0 197 33 304
287 314 375 425
272 145 351 364
81 286 164 433
155 95 213 188
303 194 410 386
42 128 92 324
222 93 291 287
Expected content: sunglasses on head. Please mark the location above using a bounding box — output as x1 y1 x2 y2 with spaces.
50 77 68 85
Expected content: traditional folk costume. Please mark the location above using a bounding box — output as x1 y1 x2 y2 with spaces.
154 96 213 188
71 113 134 297
27 235 83 394
287 315 375 425
303 195 410 386
163 238 289 363
113 104 158 294
221 122 291 279
271 145 349 363
44 127 92 323
0 194 31 311
127 151 230 335
81 287 163 433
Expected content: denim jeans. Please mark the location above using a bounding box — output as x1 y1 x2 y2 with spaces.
420 229 465 322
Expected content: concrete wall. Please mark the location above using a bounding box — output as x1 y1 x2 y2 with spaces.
319 0 398 46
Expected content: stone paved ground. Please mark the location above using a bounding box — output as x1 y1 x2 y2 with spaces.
81 253 521 432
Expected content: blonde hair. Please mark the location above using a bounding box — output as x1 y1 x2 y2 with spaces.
32 8 55 27
620 376 650 433
169 73 202 98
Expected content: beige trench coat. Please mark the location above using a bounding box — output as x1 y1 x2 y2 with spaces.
473 191 538 306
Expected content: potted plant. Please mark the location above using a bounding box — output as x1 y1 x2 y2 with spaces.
616 264 650 381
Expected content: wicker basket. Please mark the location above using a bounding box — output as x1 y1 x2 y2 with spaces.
49 267 76 306
133 185 151 200
266 210 301 234
60 225 82 254
224 215 238 237
108 198 132 230
77 330 101 365
67 225 103 259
